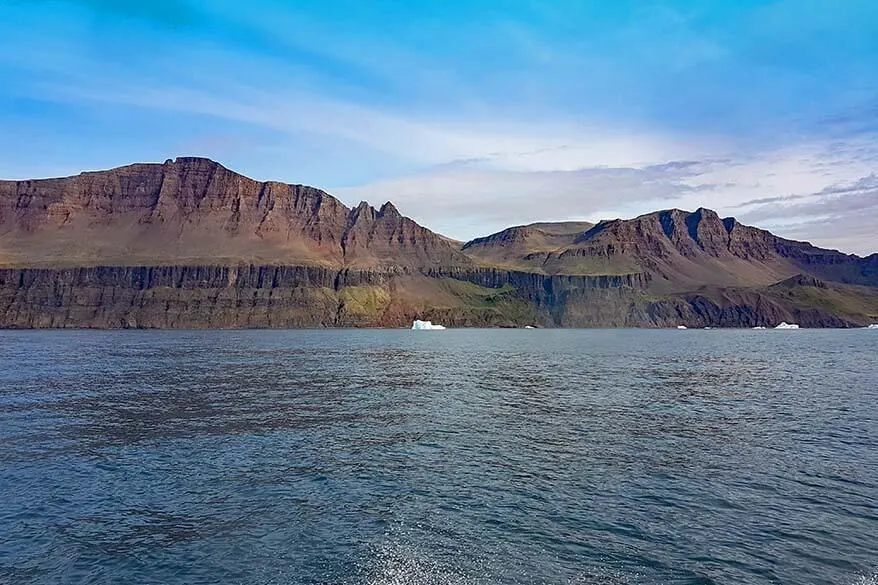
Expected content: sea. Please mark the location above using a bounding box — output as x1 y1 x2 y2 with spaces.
0 329 876 585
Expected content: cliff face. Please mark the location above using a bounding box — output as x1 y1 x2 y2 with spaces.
0 265 543 328
1 263 873 329
1 158 876 328
0 264 648 328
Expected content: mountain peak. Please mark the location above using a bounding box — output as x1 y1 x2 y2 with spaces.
379 201 401 217
346 201 377 227
694 206 719 217
172 156 220 165
164 156 227 171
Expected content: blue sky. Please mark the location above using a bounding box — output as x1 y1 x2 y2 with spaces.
1 0 877 252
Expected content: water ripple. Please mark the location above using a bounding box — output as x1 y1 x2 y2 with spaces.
0 329 876 584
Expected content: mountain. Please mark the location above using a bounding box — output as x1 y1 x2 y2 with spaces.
462 221 594 269
0 157 469 269
463 207 878 290
1 158 876 328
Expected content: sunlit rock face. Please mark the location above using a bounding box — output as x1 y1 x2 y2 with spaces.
1 159 876 329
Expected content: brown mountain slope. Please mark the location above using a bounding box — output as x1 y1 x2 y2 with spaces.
462 221 594 270
463 207 878 290
1 159 876 328
0 157 470 269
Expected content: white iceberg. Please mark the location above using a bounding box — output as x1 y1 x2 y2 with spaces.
411 320 446 330
868 324 878 329
775 322 800 329
676 325 688 330
524 325 535 329
753 326 766 330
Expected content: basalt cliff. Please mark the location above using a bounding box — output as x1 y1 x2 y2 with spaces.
1 157 876 328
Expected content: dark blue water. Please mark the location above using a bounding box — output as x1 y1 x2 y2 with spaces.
1 329 876 585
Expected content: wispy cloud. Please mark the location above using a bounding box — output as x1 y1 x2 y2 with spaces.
336 161 716 237
732 173 878 254
335 138 878 248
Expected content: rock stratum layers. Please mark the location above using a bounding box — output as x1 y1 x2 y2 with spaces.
0 157 468 269
1 157 876 328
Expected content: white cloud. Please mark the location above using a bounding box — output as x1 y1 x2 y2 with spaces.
333 135 878 253
732 173 878 254
336 162 704 235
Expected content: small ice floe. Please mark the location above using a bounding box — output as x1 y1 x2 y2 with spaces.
524 325 535 329
867 324 878 329
775 322 800 329
753 326 767 330
676 325 688 330
411 320 446 330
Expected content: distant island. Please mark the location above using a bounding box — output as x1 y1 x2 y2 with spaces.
1 157 876 328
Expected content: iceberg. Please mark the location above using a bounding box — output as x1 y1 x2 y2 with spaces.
524 325 535 329
753 326 766 330
867 324 878 329
775 322 800 329
411 320 446 330
676 325 688 330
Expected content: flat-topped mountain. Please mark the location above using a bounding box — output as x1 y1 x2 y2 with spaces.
1 158 876 328
0 157 470 269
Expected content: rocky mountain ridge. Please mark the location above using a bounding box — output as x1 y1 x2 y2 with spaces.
0 157 469 269
464 207 878 290
1 157 876 328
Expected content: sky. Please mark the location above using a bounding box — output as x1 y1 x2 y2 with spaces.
1 0 877 253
